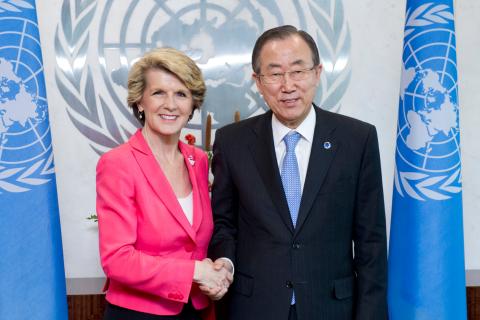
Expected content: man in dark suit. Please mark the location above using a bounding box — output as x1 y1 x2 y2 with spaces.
208 25 388 320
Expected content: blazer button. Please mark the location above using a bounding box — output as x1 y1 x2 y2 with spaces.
292 243 301 249
286 281 293 288
185 243 195 252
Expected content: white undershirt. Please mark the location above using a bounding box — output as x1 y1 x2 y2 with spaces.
177 191 193 225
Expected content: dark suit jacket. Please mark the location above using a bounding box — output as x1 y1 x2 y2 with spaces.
209 106 388 320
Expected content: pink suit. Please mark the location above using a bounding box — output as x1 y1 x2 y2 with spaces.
96 129 214 316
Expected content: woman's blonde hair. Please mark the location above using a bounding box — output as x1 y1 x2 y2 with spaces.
127 47 206 125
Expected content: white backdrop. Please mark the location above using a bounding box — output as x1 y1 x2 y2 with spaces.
36 0 479 281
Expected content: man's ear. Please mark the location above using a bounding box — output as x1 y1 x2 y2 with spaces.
314 64 323 86
252 73 264 96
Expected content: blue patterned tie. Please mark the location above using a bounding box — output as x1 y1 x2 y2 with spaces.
281 132 301 305
281 132 302 227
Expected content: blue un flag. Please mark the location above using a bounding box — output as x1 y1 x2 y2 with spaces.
0 0 68 318
388 1 467 319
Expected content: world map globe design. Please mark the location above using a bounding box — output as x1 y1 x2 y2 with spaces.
55 0 352 152
0 15 53 190
98 0 267 136
396 28 460 174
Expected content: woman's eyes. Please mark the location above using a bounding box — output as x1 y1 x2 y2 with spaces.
151 90 189 98
176 91 188 97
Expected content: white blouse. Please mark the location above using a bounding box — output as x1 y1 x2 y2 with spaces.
177 191 193 225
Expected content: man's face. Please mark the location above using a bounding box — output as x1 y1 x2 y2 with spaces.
253 35 322 129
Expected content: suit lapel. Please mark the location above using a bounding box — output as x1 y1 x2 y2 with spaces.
129 130 197 242
295 107 339 235
249 111 295 234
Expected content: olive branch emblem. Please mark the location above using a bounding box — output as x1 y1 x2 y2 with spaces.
394 166 461 201
404 3 454 37
53 0 352 154
54 0 130 155
0 153 55 193
308 0 351 111
0 0 33 13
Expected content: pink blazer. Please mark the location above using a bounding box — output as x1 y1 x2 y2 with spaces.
96 129 214 316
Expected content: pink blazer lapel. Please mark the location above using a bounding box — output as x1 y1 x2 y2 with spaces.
128 130 198 243
178 142 204 233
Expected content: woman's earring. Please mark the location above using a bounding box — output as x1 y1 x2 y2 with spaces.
139 111 144 120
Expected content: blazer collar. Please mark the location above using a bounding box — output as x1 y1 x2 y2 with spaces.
129 129 201 242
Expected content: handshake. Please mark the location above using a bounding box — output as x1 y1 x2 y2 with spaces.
193 258 234 300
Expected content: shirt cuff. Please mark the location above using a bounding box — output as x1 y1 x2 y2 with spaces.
219 257 235 276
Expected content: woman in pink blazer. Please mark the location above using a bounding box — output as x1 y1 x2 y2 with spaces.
97 48 230 319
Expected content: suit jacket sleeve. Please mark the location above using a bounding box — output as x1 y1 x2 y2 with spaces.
96 151 195 303
208 128 238 264
353 126 388 319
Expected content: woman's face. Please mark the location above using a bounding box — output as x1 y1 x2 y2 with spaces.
138 68 194 139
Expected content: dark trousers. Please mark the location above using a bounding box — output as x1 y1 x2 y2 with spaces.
104 302 202 320
215 301 297 320
289 304 297 320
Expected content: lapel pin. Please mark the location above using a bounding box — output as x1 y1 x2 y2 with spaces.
188 155 195 166
323 141 332 150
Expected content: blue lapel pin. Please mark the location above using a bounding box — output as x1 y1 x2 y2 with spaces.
323 141 332 150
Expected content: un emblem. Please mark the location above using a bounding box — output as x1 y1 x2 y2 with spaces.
55 0 351 153
0 4 55 193
394 3 461 201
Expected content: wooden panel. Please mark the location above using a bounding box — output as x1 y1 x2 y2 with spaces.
68 294 106 320
467 287 480 320
67 288 480 320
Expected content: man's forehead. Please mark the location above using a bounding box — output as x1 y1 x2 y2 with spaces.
260 35 312 61
265 59 309 70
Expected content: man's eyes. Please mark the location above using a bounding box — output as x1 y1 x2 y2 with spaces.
269 70 303 77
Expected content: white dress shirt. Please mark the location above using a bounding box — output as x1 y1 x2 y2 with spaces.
272 105 316 194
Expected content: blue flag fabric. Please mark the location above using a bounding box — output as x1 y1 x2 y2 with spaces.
0 0 68 318
388 1 467 319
